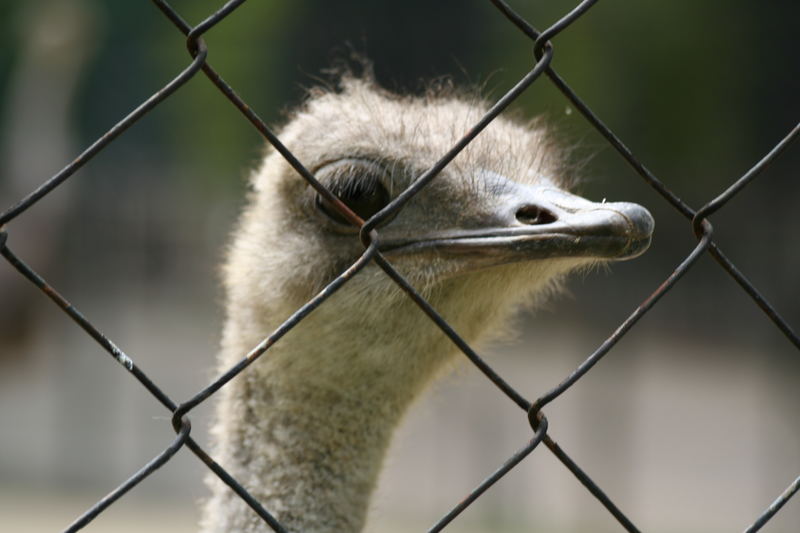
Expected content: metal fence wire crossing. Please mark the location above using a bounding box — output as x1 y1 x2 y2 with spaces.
1 1 798 532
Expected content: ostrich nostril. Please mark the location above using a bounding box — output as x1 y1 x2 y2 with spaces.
516 205 557 225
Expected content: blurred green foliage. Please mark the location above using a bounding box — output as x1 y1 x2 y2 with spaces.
4 1 796 192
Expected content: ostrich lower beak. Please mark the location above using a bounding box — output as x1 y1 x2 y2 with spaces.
381 185 654 268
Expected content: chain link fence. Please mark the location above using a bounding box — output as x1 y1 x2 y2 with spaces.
1 0 798 531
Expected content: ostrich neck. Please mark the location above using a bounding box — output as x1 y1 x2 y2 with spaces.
233 376 405 533
203 301 456 533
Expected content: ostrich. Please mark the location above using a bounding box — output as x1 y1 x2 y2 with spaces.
201 76 653 533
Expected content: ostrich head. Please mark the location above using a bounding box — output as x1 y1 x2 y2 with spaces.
205 77 653 533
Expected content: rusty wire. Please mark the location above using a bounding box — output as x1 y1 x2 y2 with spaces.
0 1 798 532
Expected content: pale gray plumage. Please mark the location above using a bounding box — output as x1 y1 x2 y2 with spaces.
200 76 653 533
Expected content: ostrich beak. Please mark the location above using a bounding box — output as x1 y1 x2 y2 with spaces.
380 180 654 269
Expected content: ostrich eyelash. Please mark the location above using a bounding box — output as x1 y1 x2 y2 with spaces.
318 158 388 192
327 169 382 198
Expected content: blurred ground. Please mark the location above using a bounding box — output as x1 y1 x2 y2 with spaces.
1 292 797 531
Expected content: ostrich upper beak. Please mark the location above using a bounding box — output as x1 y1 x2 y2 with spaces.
380 179 654 269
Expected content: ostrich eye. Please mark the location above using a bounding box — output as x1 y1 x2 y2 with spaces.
314 159 392 227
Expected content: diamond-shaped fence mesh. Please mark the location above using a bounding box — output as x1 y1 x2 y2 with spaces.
0 1 797 532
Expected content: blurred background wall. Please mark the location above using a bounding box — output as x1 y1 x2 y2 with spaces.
0 1 798 532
